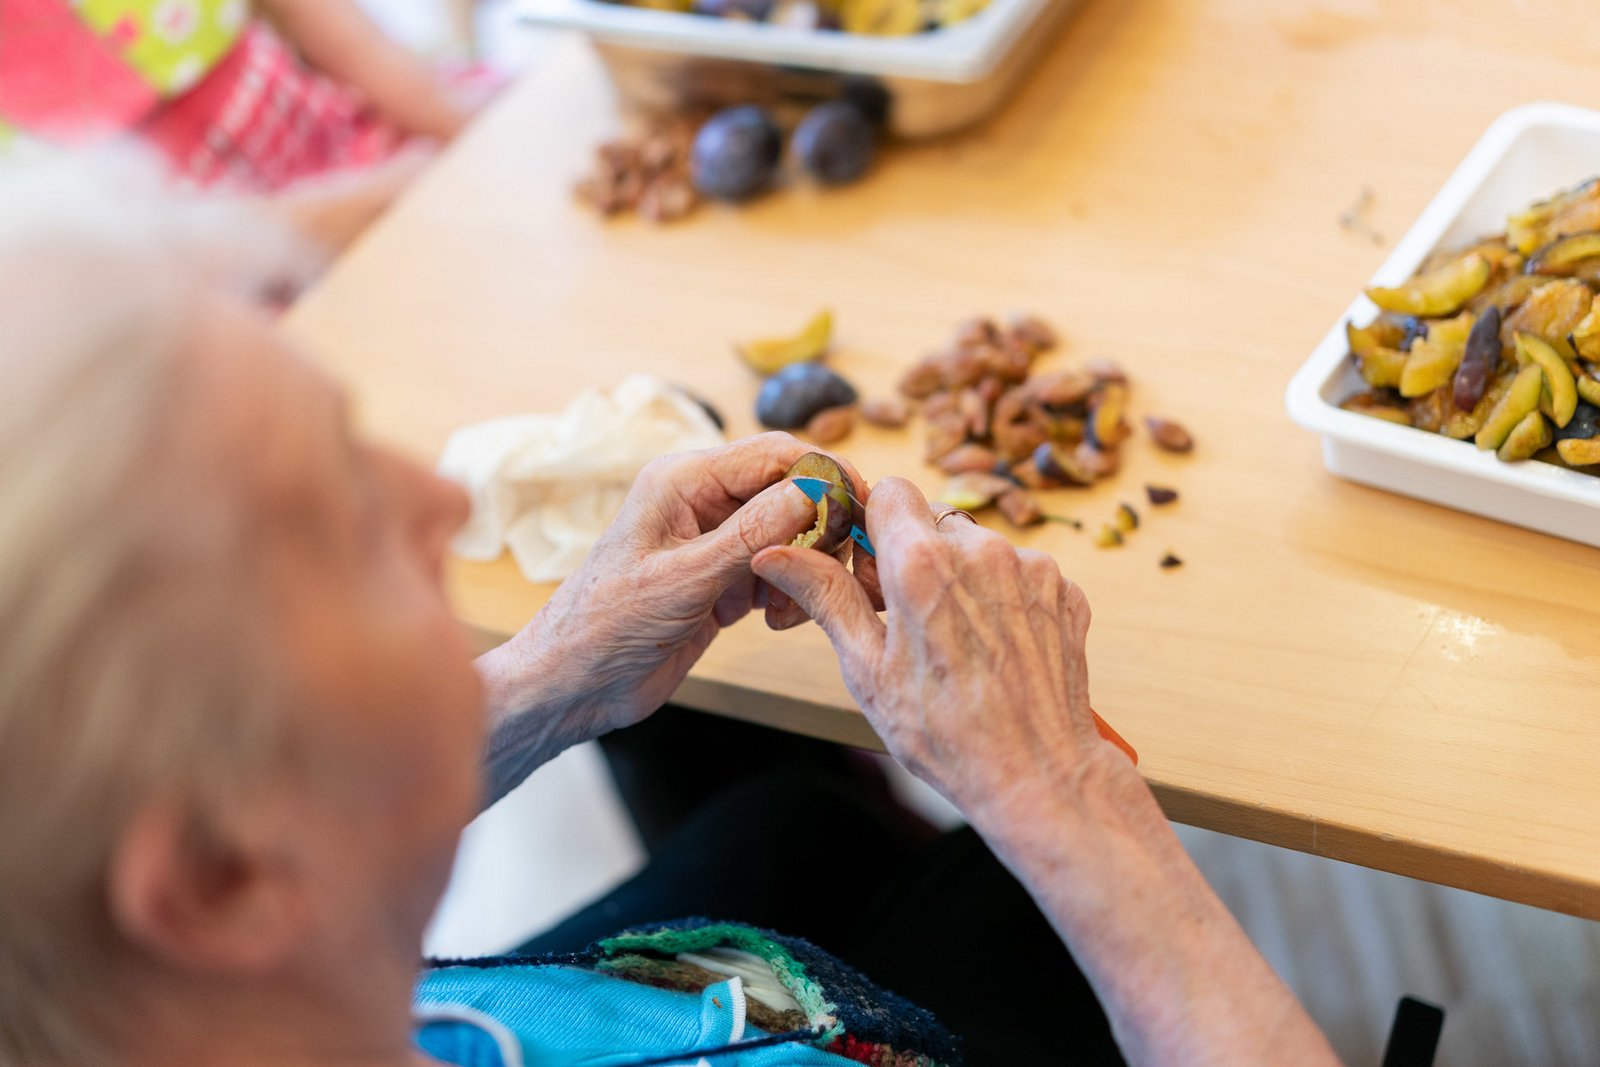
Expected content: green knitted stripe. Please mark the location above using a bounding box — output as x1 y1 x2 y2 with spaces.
597 924 841 1038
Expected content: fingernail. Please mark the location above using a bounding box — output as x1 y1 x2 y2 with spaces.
752 545 790 578
785 480 818 518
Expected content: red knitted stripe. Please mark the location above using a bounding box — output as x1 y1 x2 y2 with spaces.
827 1032 932 1066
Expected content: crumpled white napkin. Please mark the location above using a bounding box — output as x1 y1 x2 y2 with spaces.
439 375 725 582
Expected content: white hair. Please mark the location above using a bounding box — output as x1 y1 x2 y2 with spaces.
0 154 319 1065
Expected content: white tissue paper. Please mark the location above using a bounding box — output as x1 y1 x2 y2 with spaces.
438 375 725 582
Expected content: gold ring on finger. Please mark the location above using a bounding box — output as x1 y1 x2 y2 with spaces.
933 507 978 529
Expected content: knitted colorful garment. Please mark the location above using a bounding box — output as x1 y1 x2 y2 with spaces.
419 919 961 1067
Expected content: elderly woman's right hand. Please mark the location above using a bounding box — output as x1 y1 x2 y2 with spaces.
757 479 1349 1067
751 476 1120 822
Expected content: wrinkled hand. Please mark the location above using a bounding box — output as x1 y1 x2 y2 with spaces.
752 477 1112 818
505 433 875 738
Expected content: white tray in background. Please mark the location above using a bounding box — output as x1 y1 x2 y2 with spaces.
1285 102 1600 548
516 0 1075 138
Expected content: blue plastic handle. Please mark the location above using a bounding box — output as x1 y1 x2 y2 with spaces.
789 478 876 558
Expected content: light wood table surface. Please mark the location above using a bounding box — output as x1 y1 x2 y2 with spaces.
285 0 1600 919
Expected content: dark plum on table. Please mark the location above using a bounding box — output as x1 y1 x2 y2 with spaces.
793 101 878 186
691 106 783 202
756 363 858 428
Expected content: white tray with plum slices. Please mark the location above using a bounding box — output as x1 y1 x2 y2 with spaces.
1288 103 1600 548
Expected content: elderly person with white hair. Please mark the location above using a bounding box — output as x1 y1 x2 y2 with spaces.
0 163 1341 1067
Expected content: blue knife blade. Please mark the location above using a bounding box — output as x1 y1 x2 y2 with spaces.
791 477 876 558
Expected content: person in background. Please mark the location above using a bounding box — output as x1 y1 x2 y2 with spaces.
0 0 498 248
0 162 1341 1067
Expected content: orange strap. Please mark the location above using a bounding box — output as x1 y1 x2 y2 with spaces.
1090 709 1138 765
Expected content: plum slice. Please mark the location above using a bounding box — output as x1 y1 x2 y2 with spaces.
1452 305 1501 411
1365 252 1490 317
1515 332 1578 428
739 309 833 376
786 453 854 554
1528 232 1600 276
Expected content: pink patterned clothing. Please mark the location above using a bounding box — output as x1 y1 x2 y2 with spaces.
139 24 402 191
0 0 405 191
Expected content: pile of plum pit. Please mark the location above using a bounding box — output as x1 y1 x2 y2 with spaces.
743 311 1195 562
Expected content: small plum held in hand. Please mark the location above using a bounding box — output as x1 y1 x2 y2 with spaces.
692 106 783 202
785 453 854 554
793 101 878 186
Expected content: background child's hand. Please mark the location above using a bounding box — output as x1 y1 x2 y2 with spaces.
261 0 492 142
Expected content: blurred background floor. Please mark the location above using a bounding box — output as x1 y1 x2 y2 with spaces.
359 4 1600 1065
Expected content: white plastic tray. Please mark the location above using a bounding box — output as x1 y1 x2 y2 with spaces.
518 0 1053 82
516 0 1074 138
1285 102 1600 548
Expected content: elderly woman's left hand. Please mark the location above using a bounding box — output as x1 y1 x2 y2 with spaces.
476 433 873 802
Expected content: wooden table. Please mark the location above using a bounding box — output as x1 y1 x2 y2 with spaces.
285 0 1600 919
